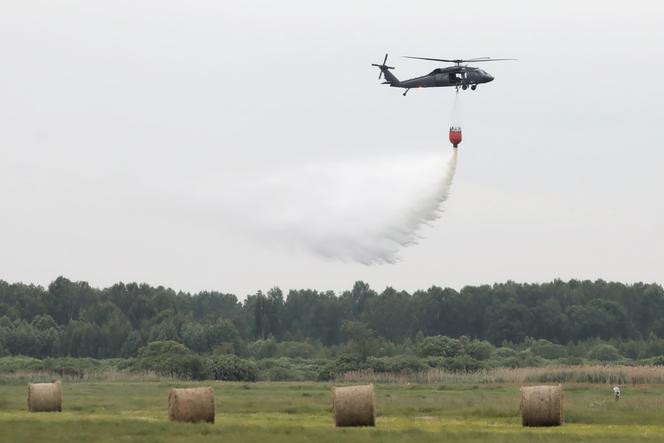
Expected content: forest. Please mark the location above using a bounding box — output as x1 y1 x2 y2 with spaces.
1 277 663 360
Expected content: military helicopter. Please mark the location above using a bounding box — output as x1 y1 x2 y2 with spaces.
372 54 516 96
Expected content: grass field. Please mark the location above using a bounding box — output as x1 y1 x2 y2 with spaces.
1 381 664 442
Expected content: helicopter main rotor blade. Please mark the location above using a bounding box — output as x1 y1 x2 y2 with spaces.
404 56 517 63
466 58 518 62
404 56 458 63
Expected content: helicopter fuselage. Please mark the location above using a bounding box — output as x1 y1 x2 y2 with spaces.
395 66 494 89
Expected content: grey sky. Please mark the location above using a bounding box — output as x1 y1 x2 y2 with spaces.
1 0 663 296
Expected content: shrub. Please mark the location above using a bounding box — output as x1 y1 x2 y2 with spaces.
643 338 664 358
42 357 104 378
423 357 447 368
588 344 622 362
464 340 494 361
0 356 44 373
367 356 427 373
637 355 664 366
317 354 367 380
618 340 643 360
278 341 317 359
530 340 568 360
494 347 517 359
247 339 278 359
417 336 462 358
206 354 257 382
317 366 334 381
500 351 542 368
261 365 296 381
558 356 584 366
135 341 205 380
442 355 485 372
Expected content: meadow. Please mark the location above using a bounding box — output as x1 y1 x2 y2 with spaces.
1 379 664 442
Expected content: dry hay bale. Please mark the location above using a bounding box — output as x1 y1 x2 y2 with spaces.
168 387 215 423
27 381 62 412
520 384 564 426
331 384 375 427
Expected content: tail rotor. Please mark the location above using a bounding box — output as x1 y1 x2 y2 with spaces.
371 53 395 80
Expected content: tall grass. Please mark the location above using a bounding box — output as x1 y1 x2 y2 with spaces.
336 365 664 385
4 364 664 385
0 369 172 384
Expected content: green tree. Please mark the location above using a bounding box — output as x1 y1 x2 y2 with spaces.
341 321 379 359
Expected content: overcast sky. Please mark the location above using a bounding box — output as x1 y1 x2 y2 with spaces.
1 0 663 297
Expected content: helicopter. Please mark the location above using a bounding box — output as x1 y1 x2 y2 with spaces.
372 54 516 96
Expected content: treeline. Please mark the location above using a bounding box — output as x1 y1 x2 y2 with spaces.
1 277 664 359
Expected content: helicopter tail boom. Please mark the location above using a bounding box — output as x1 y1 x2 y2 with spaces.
380 68 400 86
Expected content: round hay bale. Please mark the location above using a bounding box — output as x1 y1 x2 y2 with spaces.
331 384 375 427
168 387 215 423
520 384 563 426
27 381 62 412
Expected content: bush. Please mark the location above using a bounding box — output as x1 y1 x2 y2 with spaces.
494 347 517 359
588 344 622 362
637 355 664 366
500 351 542 368
317 354 367 380
417 336 462 358
277 341 317 359
643 338 664 358
261 365 296 381
135 341 205 380
464 340 494 361
317 367 335 381
423 357 447 368
618 340 643 360
247 339 278 359
206 354 257 382
530 340 568 360
558 356 584 366
329 354 368 373
256 358 325 381
442 355 485 372
0 356 44 373
367 356 427 373
42 357 105 378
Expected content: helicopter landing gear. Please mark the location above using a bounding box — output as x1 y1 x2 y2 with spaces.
403 88 410 96
461 84 468 90
471 84 477 91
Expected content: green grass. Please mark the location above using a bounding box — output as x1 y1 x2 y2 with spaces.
1 381 663 442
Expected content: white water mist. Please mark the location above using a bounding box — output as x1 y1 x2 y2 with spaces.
214 149 458 264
